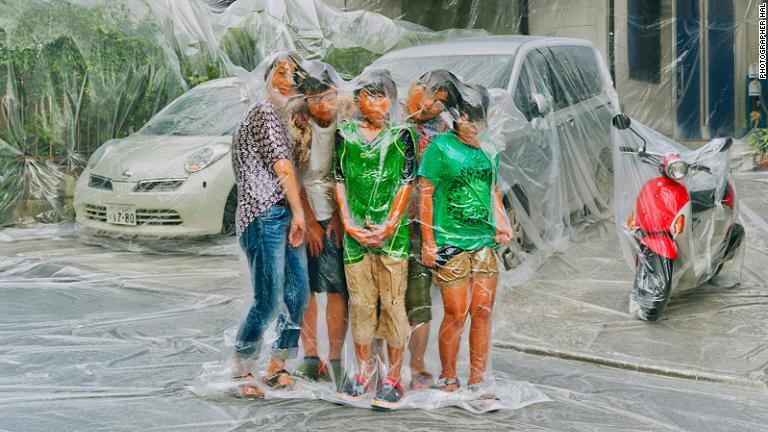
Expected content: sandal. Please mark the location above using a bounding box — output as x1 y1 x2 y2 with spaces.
409 371 434 390
262 369 295 390
436 376 460 392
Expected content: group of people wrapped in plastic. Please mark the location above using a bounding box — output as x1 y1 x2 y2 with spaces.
229 50 515 410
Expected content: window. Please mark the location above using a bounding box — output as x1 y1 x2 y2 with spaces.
548 46 603 104
628 0 661 83
142 86 246 136
514 64 535 121
373 54 515 90
527 49 569 111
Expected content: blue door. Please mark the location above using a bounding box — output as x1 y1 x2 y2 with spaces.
707 0 735 137
676 0 701 139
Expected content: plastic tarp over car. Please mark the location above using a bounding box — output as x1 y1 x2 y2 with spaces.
2 0 768 429
0 0 484 228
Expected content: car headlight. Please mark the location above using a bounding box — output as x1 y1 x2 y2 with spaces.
185 144 230 173
664 160 688 180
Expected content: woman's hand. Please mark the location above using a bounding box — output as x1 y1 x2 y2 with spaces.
307 220 324 257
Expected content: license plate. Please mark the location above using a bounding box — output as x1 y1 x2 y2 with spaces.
106 204 137 226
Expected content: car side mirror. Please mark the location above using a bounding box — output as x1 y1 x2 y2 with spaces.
612 114 631 130
530 93 551 117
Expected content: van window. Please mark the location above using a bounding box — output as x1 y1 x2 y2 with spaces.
516 49 569 115
514 64 535 121
548 46 603 105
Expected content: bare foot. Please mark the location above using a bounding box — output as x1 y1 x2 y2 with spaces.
238 383 265 398
262 370 296 389
409 371 434 390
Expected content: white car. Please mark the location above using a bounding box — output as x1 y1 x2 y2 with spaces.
74 78 247 238
370 35 618 266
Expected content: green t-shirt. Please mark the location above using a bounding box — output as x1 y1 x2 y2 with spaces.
417 131 499 251
335 121 416 264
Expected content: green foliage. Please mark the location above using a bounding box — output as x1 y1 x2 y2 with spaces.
748 128 768 162
0 1 185 225
323 47 382 80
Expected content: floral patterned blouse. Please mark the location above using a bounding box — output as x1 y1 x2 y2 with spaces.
231 100 293 236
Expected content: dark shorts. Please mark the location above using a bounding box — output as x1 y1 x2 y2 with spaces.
308 219 348 296
406 224 432 325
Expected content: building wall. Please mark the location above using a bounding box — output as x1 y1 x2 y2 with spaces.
612 0 677 137
735 0 762 134
527 0 610 59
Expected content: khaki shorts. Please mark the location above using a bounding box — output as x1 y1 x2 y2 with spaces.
344 254 409 348
433 247 499 289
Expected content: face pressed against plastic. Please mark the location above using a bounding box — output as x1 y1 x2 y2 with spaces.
270 59 298 95
358 89 390 125
454 113 485 147
406 84 444 123
305 89 338 123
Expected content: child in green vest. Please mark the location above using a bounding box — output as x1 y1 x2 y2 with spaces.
333 70 416 410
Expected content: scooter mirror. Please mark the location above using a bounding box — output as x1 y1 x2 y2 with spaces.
612 114 631 130
719 138 733 153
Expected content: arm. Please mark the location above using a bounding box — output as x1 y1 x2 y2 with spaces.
365 129 416 245
251 102 306 247
333 130 375 246
301 187 324 257
274 159 306 247
419 178 438 267
493 186 513 245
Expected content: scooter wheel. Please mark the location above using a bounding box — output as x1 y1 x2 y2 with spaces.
631 247 674 321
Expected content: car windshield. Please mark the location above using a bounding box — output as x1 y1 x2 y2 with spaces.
371 54 516 90
142 85 246 136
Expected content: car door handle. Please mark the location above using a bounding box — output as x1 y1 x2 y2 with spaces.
557 115 575 127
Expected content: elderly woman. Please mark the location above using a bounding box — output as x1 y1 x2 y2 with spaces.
230 52 309 398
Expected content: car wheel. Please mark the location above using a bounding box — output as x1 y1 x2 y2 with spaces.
222 188 237 236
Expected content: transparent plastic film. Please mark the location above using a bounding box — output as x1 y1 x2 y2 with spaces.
4 0 768 428
612 115 747 321
0 0 485 231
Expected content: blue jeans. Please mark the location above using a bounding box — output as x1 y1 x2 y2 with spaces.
236 204 309 360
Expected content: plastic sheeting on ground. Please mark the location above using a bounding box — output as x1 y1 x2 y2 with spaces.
1 169 767 428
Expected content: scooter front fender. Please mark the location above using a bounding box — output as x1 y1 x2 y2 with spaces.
641 235 678 260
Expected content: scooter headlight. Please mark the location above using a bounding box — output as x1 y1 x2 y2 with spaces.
664 160 689 180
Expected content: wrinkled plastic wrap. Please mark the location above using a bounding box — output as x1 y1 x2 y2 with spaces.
612 116 746 320
0 0 485 229
3 0 768 428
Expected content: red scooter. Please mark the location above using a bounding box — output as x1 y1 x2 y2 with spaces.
612 114 744 321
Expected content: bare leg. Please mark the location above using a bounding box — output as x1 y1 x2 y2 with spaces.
386 345 405 382
467 276 497 385
326 293 348 360
354 342 373 378
300 293 318 357
438 283 470 387
408 323 430 374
